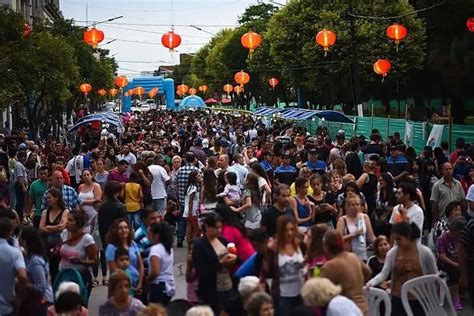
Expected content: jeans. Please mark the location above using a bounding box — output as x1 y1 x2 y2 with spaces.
93 250 107 279
391 296 425 316
14 182 25 219
177 205 187 242
79 270 93 307
149 282 172 305
277 296 302 316
152 198 166 216
9 179 16 210
127 210 142 231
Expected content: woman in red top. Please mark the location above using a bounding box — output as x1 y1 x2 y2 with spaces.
215 204 255 265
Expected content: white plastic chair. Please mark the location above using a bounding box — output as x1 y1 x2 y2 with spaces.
401 274 456 316
364 287 391 316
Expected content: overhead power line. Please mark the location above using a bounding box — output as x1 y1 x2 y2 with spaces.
75 21 238 28
348 1 446 20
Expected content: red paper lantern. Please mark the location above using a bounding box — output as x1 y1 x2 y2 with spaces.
467 17 474 32
234 86 244 94
373 59 391 81
176 89 184 97
23 23 31 39
177 84 189 95
316 30 336 56
133 87 144 96
161 31 182 52
97 89 106 96
386 23 408 51
114 76 129 89
223 84 233 94
241 31 262 53
148 88 158 98
188 88 197 95
91 121 101 129
268 78 279 90
234 71 250 87
198 85 208 93
80 83 92 94
83 27 104 48
109 88 118 97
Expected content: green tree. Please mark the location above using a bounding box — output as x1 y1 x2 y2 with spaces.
409 0 474 122
264 0 426 111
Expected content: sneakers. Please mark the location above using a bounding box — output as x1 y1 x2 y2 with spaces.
453 297 463 310
177 240 183 248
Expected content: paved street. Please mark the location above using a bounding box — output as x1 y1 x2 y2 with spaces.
88 247 188 316
88 246 474 316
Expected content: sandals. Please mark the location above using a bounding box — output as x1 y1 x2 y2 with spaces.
92 280 99 288
102 279 109 286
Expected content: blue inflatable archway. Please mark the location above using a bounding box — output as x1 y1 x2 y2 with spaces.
122 76 175 112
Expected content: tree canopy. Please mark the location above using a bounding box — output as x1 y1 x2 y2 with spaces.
0 7 117 131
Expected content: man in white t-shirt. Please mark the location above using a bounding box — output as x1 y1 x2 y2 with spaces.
116 144 137 177
466 184 474 218
390 182 424 233
227 154 248 190
148 156 170 215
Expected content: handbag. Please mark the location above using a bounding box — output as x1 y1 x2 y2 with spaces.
342 217 353 252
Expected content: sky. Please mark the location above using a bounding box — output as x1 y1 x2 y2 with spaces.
61 0 259 77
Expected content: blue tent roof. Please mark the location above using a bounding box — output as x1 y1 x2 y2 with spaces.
314 110 353 123
180 96 206 109
253 106 353 123
67 112 123 134
254 107 281 116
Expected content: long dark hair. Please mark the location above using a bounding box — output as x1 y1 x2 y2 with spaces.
149 222 174 254
215 203 247 236
48 187 66 211
203 168 217 202
20 226 48 261
107 218 134 246
186 170 199 192
245 173 261 207
306 224 328 261
250 162 268 181
380 172 395 202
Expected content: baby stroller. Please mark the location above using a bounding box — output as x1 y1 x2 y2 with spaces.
53 268 89 306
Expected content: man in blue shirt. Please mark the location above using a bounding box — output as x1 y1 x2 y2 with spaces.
260 151 274 184
0 217 27 315
386 145 410 178
274 154 297 186
306 149 327 175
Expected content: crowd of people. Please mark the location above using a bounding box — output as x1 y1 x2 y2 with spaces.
0 108 473 316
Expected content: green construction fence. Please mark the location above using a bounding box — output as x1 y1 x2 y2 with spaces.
299 116 474 153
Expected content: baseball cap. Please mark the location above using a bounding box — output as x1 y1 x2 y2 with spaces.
18 143 27 150
389 145 398 151
309 149 318 155
194 138 202 146
202 138 209 148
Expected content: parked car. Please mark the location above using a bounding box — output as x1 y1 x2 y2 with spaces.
145 99 157 109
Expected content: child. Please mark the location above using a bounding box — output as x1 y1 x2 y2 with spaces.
124 172 144 230
114 247 140 296
437 217 466 310
216 171 241 206
185 238 199 305
164 200 180 231
184 171 202 243
55 160 71 186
